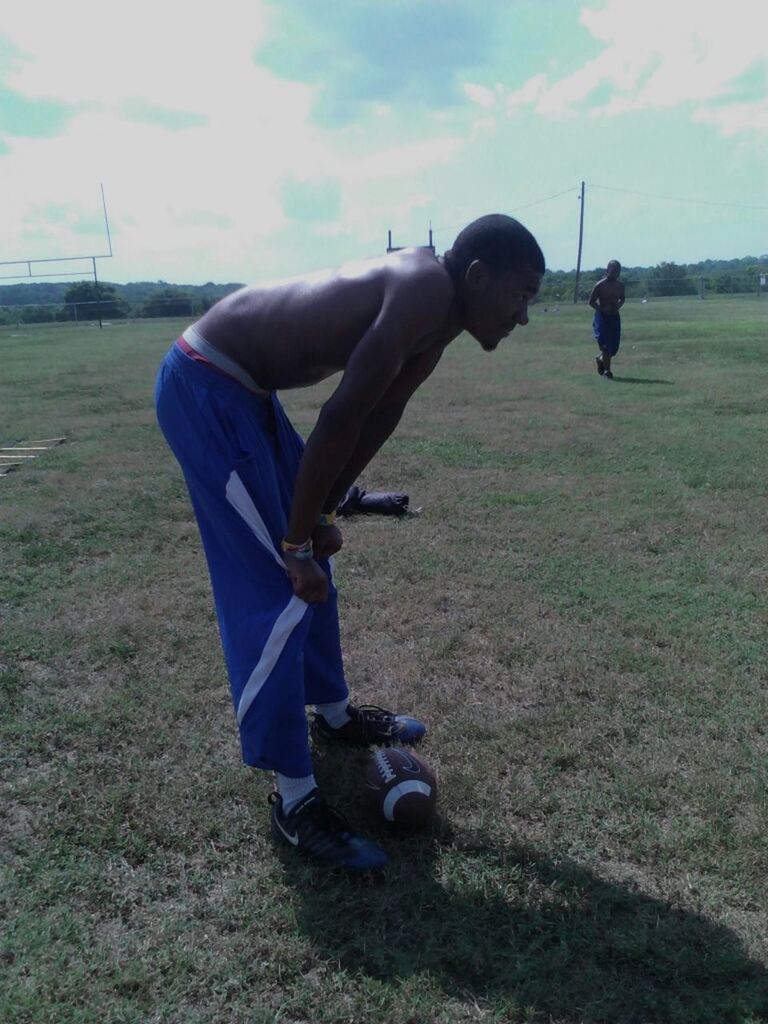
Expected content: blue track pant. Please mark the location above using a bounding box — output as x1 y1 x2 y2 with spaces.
155 343 349 776
593 311 621 357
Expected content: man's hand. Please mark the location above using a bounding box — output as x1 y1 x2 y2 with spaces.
284 555 329 604
312 523 343 560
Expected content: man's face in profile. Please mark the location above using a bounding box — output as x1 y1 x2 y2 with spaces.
464 263 542 351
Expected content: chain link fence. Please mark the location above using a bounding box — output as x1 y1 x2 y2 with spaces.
2 275 766 325
0 295 201 326
540 271 767 304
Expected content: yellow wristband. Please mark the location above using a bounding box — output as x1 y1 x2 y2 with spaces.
318 511 337 526
281 538 313 555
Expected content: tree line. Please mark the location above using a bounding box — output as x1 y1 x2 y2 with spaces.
1 254 766 324
541 255 767 303
0 280 242 325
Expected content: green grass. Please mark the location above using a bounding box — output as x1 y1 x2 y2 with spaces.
1 298 768 1023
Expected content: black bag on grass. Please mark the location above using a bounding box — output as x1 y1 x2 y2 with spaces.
337 485 410 517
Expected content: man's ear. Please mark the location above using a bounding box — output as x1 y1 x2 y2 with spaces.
464 259 489 292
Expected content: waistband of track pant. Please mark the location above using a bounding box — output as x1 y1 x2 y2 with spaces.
181 324 272 397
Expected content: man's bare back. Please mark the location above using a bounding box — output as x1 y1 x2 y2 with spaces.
195 248 458 392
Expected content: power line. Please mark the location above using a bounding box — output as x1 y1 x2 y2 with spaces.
512 186 580 212
432 185 578 235
389 178 766 270
428 182 767 238
589 183 768 213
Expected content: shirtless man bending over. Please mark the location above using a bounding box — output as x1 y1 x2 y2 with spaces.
589 260 625 379
155 214 544 871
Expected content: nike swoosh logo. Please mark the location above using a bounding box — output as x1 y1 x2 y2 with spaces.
274 816 299 846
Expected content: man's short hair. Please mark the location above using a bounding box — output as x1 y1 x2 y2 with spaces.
445 214 545 279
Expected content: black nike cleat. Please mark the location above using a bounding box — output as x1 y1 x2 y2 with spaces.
269 789 388 871
313 703 426 747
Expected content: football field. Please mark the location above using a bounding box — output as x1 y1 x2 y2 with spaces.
2 297 767 1023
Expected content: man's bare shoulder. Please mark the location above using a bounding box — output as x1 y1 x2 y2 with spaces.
380 249 453 313
322 248 452 331
339 247 448 286
219 246 440 291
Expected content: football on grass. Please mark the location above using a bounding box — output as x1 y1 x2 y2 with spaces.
365 747 437 826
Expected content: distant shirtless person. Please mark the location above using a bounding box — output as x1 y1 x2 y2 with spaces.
589 260 625 378
155 214 544 871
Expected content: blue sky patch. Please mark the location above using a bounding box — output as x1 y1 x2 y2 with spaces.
257 0 498 123
120 99 207 130
281 177 341 223
0 85 74 138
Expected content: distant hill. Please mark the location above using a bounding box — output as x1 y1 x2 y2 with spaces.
1 255 766 318
0 280 244 308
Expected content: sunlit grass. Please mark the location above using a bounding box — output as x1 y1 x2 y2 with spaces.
2 299 767 1023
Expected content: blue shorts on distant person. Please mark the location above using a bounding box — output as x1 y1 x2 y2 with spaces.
593 311 621 357
154 335 349 778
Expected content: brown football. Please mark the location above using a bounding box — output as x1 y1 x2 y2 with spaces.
365 747 437 827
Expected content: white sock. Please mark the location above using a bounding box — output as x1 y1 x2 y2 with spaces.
315 699 352 729
276 773 317 816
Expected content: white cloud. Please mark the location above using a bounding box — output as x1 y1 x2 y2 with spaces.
338 135 464 183
693 99 768 137
463 82 496 109
505 73 549 113
0 0 477 281
3 0 764 282
503 0 768 134
5 0 267 112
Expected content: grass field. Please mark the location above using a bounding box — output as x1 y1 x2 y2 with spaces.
2 297 767 1024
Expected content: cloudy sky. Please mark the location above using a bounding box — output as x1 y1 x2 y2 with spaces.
1 0 767 285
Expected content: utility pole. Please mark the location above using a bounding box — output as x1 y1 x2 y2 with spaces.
573 180 585 304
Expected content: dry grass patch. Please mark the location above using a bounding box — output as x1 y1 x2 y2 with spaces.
2 306 768 1023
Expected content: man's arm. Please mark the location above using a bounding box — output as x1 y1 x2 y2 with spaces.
321 344 446 514
588 282 601 310
285 268 451 548
617 283 626 310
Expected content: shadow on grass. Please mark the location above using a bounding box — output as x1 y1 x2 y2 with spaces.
273 750 768 1023
610 376 675 385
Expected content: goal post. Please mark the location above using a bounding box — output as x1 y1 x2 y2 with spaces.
0 185 113 327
